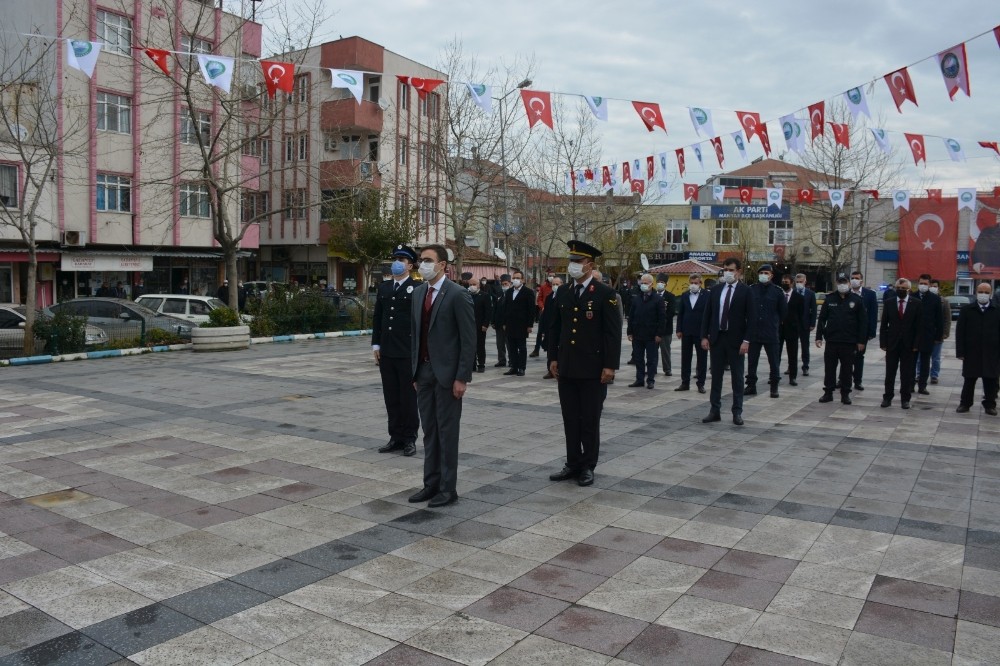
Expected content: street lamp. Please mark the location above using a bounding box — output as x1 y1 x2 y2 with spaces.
497 78 532 274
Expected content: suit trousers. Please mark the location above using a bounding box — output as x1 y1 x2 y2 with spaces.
960 377 999 409
415 362 461 494
799 329 812 371
680 334 707 387
378 356 418 443
475 329 487 368
633 339 659 383
852 344 867 386
558 377 607 472
747 341 781 387
495 326 507 364
884 344 916 402
507 334 527 371
914 351 932 389
824 342 855 397
709 332 746 416
931 342 943 379
779 330 799 379
658 335 673 374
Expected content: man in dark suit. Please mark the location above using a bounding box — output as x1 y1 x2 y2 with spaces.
548 240 623 487
627 274 666 389
675 273 709 393
539 277 562 378
795 273 817 376
655 276 676 377
372 245 419 457
502 270 535 377
955 283 1000 415
408 245 476 508
778 274 806 386
912 273 944 395
491 274 511 367
470 277 493 373
849 271 879 391
817 275 867 405
880 278 923 409
701 257 757 426
928 279 951 385
746 264 787 399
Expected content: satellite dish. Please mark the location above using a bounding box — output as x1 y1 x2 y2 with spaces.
6 123 27 141
377 98 390 111
640 253 650 271
493 248 507 261
446 248 455 262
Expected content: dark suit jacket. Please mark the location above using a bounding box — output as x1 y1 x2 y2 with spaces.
802 287 818 328
547 279 623 379
677 290 710 337
627 293 665 341
502 286 536 339
701 282 757 346
539 290 559 350
913 291 944 352
780 289 807 336
661 291 677 335
472 291 493 328
880 295 923 351
855 288 879 339
410 277 476 388
956 303 1000 378
372 276 416 358
749 282 787 344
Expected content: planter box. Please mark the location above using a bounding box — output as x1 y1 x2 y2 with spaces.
190 325 250 352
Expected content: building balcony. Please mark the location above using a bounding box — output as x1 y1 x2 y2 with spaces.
320 37 384 73
321 99 383 134
320 160 382 190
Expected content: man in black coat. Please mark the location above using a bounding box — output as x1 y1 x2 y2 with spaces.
132 279 146 301
491 274 511 368
912 273 944 395
675 273 709 393
778 274 806 386
655 276 676 377
955 283 1000 415
816 275 867 405
627 274 666 389
539 277 562 378
746 264 787 398
502 270 535 377
701 258 757 426
795 273 818 376
880 278 924 409
470 279 493 373
216 280 229 305
372 244 419 456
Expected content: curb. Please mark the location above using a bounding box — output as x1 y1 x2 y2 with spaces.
0 329 373 368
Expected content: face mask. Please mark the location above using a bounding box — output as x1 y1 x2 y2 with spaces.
469 286 479 294
796 283 805 292
850 279 861 289
917 284 929 293
782 284 792 292
547 276 554 283
655 283 666 291
929 286 939 295
567 261 586 279
722 271 736 284
689 284 701 294
551 285 558 294
418 261 438 281
978 293 991 305
511 279 522 288
639 283 651 293
837 284 850 294
390 260 407 276
501 285 510 292
758 274 770 284
896 288 909 298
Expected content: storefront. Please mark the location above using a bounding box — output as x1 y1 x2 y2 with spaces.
0 251 61 307
60 253 154 298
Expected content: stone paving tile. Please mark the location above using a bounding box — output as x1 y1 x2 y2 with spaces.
406 613 527 666
616 624 735 666
686 570 782 611
536 605 647 656
741 612 851 666
655 594 761 643
508 563 606 603
463 586 570 632
853 600 957 652
959 590 1000 628
867 574 961 617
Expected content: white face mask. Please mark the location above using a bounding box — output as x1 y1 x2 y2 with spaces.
837 283 850 293
655 283 666 291
639 283 651 293
850 279 862 289
978 293 991 305
511 279 522 288
417 261 438 281
551 285 558 294
929 286 939 295
795 283 805 292
469 286 479 294
567 261 586 279
758 274 770 284
501 285 510 292
917 284 929 293
722 271 736 284
689 284 701 294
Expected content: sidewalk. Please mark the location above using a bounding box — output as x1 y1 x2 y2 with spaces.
0 333 996 665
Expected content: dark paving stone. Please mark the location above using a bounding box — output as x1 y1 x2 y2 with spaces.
659 486 726 506
386 510 465 536
509 564 607 603
434 521 516 548
867 575 960 617
692 506 764 531
340 525 427 553
959 590 1000 628
82 603 203 657
830 509 900 534
132 496 206 518
170 506 247 529
491 474 554 493
229 558 329 597
461 485 529 505
687 570 782 611
0 630 123 666
262 482 330 502
895 518 967 545
0 551 69 586
535 605 648 656
583 527 663 554
15 521 101 551
361 644 461 665
429 498 497 520
639 497 706 519
723 645 817 665
712 493 780 515
289 541 381 573
712 550 798 584
645 537 729 568
161 580 271 624
548 543 639 577
216 493 292 516
966 545 1000 572
617 624 735 666
610 479 671 497
768 501 838 524
0 609 72 658
854 600 957 652
463 586 570 632
967 529 1000 551
53 534 134 565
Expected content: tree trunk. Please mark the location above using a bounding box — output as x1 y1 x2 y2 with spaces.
23 248 37 355
225 243 240 311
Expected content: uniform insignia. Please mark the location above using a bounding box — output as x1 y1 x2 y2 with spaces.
406 286 413 293
609 298 617 305
849 301 855 308
586 311 594 319
589 285 595 292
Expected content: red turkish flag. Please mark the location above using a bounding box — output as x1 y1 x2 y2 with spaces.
738 186 753 204
631 180 645 196
622 161 632 183
144 48 171 76
808 101 825 141
995 25 1000 48
735 111 761 140
797 189 814 204
683 183 698 201
646 156 655 182
980 141 1000 157
927 189 942 202
884 67 918 112
632 101 666 133
520 90 553 129
601 166 611 187
862 190 879 200
898 198 958 279
904 133 927 165
710 136 725 168
396 76 445 100
995 187 1000 199
584 168 594 181
829 123 850 148
675 148 686 177
261 60 295 98
757 124 772 156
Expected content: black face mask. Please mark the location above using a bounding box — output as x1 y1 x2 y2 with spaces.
896 288 909 298
782 284 792 292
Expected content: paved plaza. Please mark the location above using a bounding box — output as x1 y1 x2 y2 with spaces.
0 333 998 665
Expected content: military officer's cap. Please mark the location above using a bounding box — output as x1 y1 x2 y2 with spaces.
392 244 418 262
567 239 602 260
836 274 849 283
500 273 512 282
758 264 773 273
460 272 473 280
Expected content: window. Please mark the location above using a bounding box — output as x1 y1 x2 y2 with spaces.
821 219 843 246
96 174 131 212
181 110 211 145
283 188 306 220
298 133 308 161
665 220 688 245
242 190 270 222
293 74 309 104
418 142 429 169
259 138 270 165
399 83 409 111
341 135 362 160
368 138 378 163
398 192 409 212
398 137 408 166
181 35 212 55
717 176 764 189
419 195 437 228
190 301 211 316
96 92 131 133
768 220 794 246
714 220 739 245
419 92 439 119
163 299 186 315
368 75 380 103
241 124 258 156
180 182 210 217
0 165 18 208
284 135 295 162
324 132 337 152
96 10 132 56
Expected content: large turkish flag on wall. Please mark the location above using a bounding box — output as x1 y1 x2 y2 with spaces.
898 198 958 279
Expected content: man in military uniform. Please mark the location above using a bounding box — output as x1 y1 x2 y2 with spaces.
816 275 867 405
372 245 419 456
547 240 623 487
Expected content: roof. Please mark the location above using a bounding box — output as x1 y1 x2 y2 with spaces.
720 158 855 189
648 259 723 275
444 240 504 265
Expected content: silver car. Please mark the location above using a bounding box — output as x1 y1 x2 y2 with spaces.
0 305 108 357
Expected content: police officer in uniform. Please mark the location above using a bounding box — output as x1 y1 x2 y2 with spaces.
372 245 420 456
816 275 867 405
547 240 623 487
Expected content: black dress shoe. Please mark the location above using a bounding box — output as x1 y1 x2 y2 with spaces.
402 441 416 457
880 399 892 408
918 388 930 395
494 361 507 368
854 384 864 391
674 385 690 391
503 368 518 376
789 378 798 386
378 440 403 453
930 377 939 385
647 382 655 389
733 414 744 426
956 405 970 413
428 491 458 508
802 369 809 376
549 466 579 481
841 396 852 405
744 386 757 396
516 370 525 376
628 381 644 387
697 385 706 394
819 394 833 403
702 412 721 423
578 470 595 486
770 388 779 398
408 487 436 503
529 350 539 358
987 407 999 416
664 372 672 377
901 401 911 409
474 367 485 373
627 359 636 365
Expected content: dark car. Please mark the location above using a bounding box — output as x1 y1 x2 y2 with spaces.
947 295 973 320
46 298 194 340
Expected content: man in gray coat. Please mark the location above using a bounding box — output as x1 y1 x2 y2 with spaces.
409 245 477 507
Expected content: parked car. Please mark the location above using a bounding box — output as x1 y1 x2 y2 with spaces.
947 294 973 320
46 298 193 340
135 294 226 325
0 304 108 357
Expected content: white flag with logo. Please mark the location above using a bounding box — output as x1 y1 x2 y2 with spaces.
712 185 724 202
892 190 910 211
658 152 669 178
583 95 608 121
610 163 618 188
870 128 891 154
689 107 715 137
780 115 798 153
731 130 748 162
466 83 492 114
943 138 966 162
693 144 704 170
828 189 846 210
197 54 234 93
658 180 670 195
66 39 103 79
957 188 977 211
329 69 364 104
843 86 871 120
793 118 809 153
766 188 783 209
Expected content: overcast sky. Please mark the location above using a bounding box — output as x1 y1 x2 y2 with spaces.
286 0 999 202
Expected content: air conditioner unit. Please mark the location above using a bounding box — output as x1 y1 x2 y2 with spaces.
801 245 814 256
63 230 87 247
669 243 684 252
